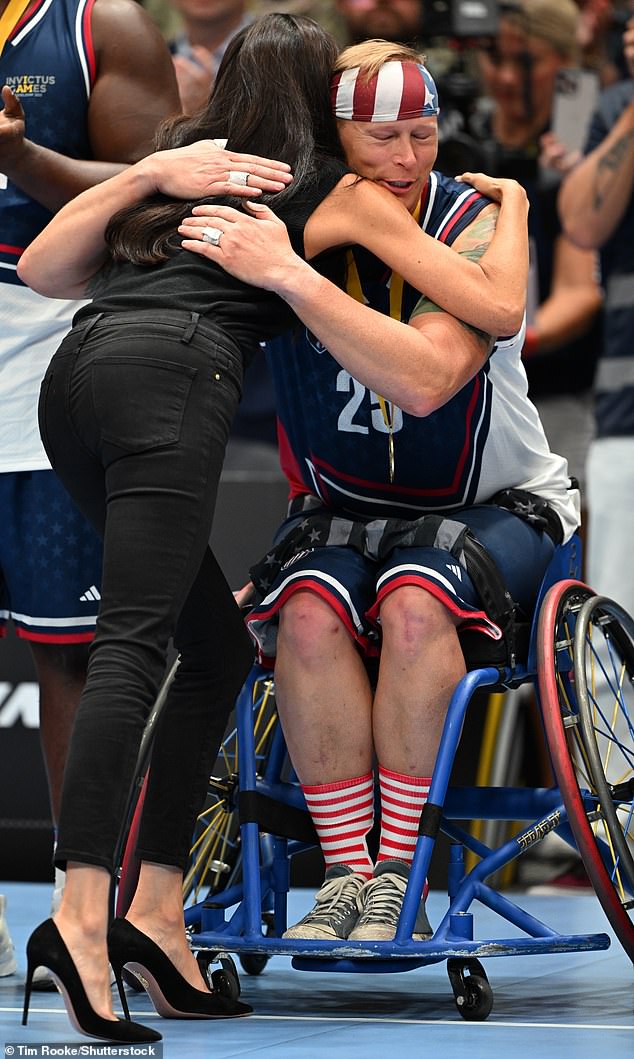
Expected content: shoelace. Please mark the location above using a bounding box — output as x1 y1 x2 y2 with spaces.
356 872 407 924
306 875 365 925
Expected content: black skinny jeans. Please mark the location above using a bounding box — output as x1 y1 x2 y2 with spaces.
38 310 254 873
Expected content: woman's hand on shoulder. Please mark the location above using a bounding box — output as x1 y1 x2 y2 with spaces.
137 140 293 201
178 201 310 293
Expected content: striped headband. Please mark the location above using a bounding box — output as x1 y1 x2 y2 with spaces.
331 61 439 122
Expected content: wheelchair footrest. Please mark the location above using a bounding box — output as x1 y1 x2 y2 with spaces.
189 930 611 966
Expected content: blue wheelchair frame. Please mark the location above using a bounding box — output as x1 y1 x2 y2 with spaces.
184 534 611 996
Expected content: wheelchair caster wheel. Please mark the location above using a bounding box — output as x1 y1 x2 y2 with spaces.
239 952 269 976
196 951 241 998
211 967 241 1000
447 957 493 1021
239 912 274 976
214 953 241 999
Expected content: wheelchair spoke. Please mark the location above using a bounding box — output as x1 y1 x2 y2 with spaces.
182 674 279 908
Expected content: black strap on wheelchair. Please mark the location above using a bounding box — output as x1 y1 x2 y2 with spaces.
239 790 318 845
488 488 564 546
461 532 518 668
418 801 443 839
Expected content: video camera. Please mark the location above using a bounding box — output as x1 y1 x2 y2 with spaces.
424 0 499 39
425 1 500 175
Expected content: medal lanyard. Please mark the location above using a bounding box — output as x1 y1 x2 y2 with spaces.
0 0 33 53
345 198 422 482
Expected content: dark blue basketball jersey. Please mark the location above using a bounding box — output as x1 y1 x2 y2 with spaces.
266 173 495 515
0 0 96 286
265 170 578 537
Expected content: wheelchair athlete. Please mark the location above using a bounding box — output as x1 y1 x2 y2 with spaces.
189 40 581 943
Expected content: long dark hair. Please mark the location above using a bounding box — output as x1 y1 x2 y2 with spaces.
106 14 343 264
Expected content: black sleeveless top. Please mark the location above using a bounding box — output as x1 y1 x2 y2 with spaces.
76 157 348 363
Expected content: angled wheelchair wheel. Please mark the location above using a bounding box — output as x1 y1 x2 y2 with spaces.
183 673 278 907
538 580 634 962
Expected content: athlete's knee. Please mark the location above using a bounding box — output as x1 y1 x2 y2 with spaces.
379 586 458 655
278 590 349 661
30 640 91 682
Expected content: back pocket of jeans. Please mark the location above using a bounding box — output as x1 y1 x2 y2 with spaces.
92 357 197 454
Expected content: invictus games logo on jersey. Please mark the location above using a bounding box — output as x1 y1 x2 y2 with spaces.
6 73 56 96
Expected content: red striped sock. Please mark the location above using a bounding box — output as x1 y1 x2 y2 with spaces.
377 765 430 868
302 772 375 878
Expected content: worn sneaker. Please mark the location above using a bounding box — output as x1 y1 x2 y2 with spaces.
283 864 367 940
349 859 432 941
0 895 17 976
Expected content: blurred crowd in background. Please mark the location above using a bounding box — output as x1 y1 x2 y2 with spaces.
136 0 632 496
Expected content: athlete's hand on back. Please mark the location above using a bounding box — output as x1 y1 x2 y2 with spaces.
455 172 526 206
0 86 26 167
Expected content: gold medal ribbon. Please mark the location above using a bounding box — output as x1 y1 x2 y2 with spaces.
345 197 422 482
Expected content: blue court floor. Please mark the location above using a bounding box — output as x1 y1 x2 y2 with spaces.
1 881 632 1059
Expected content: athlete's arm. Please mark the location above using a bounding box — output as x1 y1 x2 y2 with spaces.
558 96 634 250
0 0 181 212
305 172 529 336
530 234 602 354
558 16 634 250
17 143 293 298
177 171 529 337
176 196 496 414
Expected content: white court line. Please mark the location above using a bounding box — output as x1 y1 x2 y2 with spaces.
3 1006 632 1031
253 1016 634 1030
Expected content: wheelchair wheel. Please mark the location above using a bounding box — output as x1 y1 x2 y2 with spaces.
538 580 634 962
183 673 278 906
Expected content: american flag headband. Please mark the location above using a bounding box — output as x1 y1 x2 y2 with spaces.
331 61 440 123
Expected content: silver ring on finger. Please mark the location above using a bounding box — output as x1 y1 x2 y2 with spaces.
229 170 249 186
201 226 223 247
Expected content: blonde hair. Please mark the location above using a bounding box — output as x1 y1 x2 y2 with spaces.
502 0 580 63
334 39 426 82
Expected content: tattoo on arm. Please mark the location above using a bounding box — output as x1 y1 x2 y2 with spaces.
592 129 634 211
409 238 495 352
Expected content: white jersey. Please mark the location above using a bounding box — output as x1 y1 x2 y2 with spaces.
0 0 94 472
0 287 86 471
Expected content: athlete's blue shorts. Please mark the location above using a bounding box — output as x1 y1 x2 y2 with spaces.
247 504 555 664
0 469 102 643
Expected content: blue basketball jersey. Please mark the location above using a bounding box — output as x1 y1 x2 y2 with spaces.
1 0 96 285
265 171 579 539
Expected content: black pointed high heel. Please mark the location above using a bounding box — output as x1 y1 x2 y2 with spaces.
108 917 252 1019
23 919 162 1043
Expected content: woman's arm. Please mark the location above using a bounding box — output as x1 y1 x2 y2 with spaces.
17 142 293 297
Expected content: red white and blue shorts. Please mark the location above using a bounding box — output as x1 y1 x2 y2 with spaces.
246 502 555 665
0 470 102 643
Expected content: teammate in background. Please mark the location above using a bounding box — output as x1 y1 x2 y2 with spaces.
0 0 180 979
